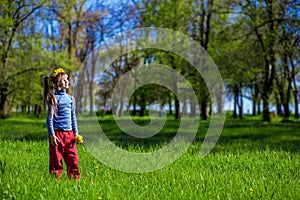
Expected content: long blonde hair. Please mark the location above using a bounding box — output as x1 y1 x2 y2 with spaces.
47 72 68 117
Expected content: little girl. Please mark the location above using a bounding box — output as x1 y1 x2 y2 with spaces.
46 67 80 180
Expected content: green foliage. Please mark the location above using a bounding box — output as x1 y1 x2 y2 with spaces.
1 0 299 120
6 35 74 112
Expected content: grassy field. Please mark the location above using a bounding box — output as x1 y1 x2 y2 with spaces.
0 113 299 199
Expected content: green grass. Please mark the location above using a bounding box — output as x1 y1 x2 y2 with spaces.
0 114 299 199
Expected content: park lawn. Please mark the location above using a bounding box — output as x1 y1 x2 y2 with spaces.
0 114 299 200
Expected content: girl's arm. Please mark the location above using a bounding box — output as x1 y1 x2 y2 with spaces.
46 98 60 146
46 106 55 135
71 97 78 135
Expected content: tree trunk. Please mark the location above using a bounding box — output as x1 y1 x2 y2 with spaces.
181 99 187 117
252 83 259 116
276 96 282 116
262 0 276 122
238 89 243 119
283 102 290 119
257 98 261 115
118 100 124 117
168 93 173 115
27 106 30 115
37 105 42 118
200 99 207 120
291 56 298 119
253 0 276 122
190 103 196 117
88 79 94 116
233 84 238 119
34 104 42 118
34 104 38 116
262 96 270 122
89 45 96 116
209 101 212 116
175 98 180 119
0 83 9 118
76 71 84 115
43 76 49 111
294 91 299 119
139 91 146 117
173 78 180 119
132 94 137 116
252 100 256 116
283 81 292 118
217 85 223 114
131 73 137 116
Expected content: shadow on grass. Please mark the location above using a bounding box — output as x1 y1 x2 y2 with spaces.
1 117 300 153
0 119 48 142
199 122 300 153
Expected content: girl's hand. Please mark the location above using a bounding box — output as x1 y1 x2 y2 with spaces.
74 135 84 144
50 135 60 146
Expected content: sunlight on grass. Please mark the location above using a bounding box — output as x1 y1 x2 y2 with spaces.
0 114 299 199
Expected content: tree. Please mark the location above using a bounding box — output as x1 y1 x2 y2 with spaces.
0 0 45 117
224 0 299 121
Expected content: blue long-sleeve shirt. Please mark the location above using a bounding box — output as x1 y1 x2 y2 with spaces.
46 90 78 135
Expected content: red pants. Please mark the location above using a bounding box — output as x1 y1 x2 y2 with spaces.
49 130 80 180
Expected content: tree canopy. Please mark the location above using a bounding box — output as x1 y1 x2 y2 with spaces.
0 0 299 122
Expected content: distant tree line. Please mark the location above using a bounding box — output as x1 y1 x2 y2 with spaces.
0 0 299 122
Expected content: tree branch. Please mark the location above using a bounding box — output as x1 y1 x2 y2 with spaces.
8 68 40 79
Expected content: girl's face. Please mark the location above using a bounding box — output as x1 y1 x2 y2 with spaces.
57 74 69 90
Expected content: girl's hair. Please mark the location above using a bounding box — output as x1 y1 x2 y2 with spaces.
45 67 68 117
